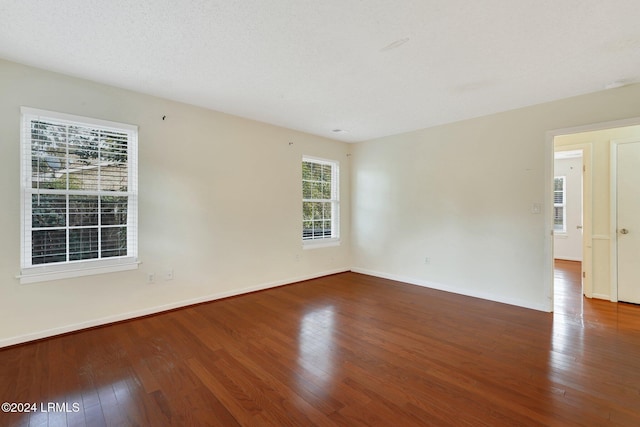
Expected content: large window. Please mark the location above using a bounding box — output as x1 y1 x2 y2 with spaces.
20 108 138 283
554 176 566 232
302 156 339 246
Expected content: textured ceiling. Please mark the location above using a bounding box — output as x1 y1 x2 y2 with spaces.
1 0 639 142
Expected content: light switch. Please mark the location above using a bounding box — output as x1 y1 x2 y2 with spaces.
531 203 542 214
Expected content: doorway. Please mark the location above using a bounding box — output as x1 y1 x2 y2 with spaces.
549 120 640 310
552 145 590 309
553 150 583 262
552 148 585 311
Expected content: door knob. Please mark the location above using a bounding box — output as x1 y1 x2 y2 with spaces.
620 228 630 234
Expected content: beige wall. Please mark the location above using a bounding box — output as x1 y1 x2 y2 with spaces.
555 125 640 299
0 59 351 347
351 84 640 311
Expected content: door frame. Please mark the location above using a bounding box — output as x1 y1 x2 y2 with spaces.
553 144 591 298
610 136 640 302
545 116 640 311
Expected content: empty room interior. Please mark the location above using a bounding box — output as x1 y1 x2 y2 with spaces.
1 1 640 426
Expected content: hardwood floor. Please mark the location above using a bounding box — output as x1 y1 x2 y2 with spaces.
1 265 640 426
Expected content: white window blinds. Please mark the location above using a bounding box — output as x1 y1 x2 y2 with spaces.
20 107 138 283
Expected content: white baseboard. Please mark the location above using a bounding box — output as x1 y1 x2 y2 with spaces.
0 268 349 348
351 267 551 312
590 293 611 301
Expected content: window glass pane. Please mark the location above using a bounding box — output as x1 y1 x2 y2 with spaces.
554 192 563 204
32 229 66 264
321 182 331 198
31 120 67 190
32 194 66 228
310 163 321 181
310 182 322 198
323 221 332 236
321 164 332 182
302 161 312 180
313 202 323 220
303 221 313 239
554 177 564 204
102 227 128 258
100 132 128 168
312 220 327 238
100 131 128 191
101 165 128 191
322 202 332 219
554 177 563 191
101 196 128 226
302 180 312 199
312 221 321 238
554 207 564 230
67 126 100 192
69 228 99 261
69 195 98 227
303 202 313 221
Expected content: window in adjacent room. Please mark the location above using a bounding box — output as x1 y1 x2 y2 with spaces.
302 156 339 247
20 107 138 283
553 176 566 233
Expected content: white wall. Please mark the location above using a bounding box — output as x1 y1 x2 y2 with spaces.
553 156 583 261
351 84 640 311
0 59 351 347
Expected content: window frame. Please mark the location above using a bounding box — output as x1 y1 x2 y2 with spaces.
302 155 340 248
553 175 566 233
19 107 139 284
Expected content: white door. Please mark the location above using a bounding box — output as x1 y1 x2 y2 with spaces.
617 140 640 304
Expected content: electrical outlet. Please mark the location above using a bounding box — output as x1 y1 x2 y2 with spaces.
165 269 174 280
147 273 156 284
424 257 431 264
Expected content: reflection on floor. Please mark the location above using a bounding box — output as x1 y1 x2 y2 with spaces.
554 258 640 331
554 259 583 316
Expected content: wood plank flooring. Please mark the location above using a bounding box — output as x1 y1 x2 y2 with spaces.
1 263 640 426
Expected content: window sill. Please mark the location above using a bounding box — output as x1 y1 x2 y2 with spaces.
303 238 341 250
18 257 139 284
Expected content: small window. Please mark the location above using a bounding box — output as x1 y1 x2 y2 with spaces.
20 107 138 283
302 156 339 246
554 176 566 232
